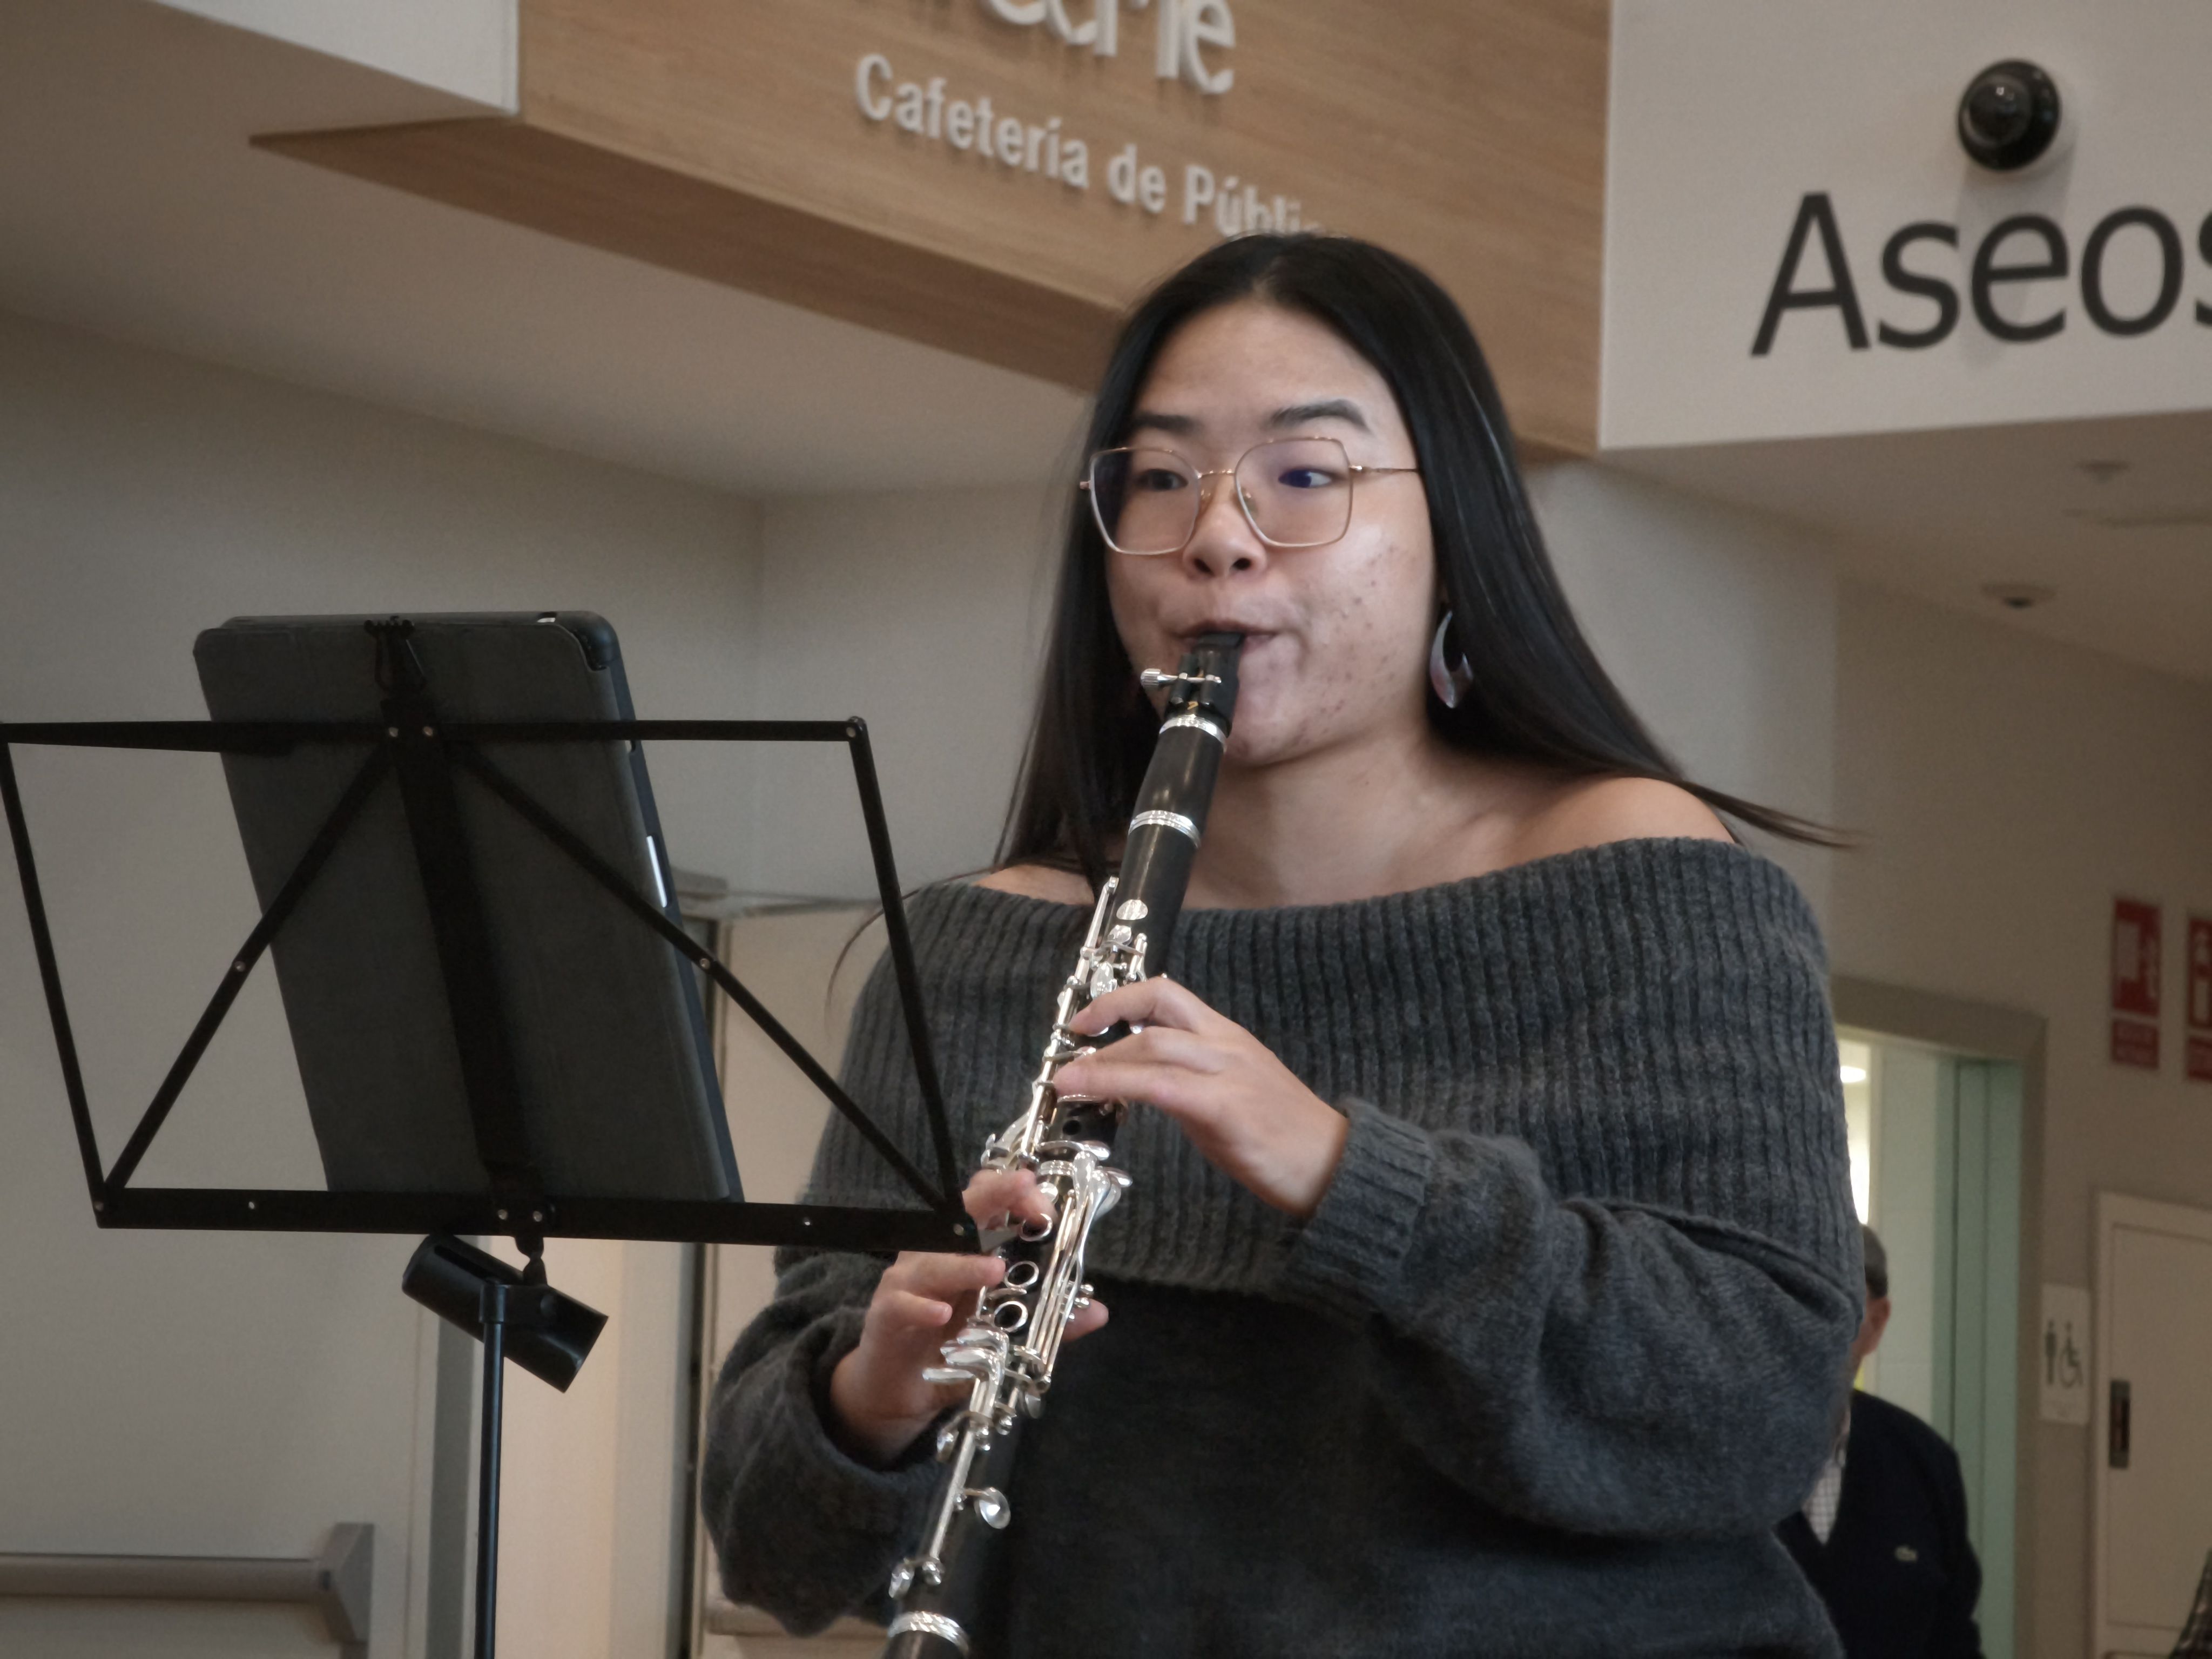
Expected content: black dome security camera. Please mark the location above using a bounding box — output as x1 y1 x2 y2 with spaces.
1957 60 2061 170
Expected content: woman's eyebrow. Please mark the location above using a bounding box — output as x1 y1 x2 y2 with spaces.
1127 408 1199 435
1268 399 1371 431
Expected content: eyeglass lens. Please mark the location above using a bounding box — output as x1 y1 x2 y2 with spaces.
1088 438 1357 555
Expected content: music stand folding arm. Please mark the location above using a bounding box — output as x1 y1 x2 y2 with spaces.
0 714 977 1258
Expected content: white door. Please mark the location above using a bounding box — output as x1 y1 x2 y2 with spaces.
2095 1193 2212 1658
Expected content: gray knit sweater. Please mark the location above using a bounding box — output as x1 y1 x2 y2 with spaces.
703 838 1861 1657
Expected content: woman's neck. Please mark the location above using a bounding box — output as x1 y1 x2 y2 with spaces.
1185 724 1546 910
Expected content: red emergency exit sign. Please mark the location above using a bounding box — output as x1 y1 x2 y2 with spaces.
2114 899 2161 1015
2188 915 2212 1084
2113 898 2161 1070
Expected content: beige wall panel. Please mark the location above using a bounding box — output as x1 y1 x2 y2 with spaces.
261 0 1604 451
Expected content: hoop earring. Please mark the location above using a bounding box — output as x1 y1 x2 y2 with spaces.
1429 612 1473 710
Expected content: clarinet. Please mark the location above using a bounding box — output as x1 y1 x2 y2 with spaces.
880 632 1244 1659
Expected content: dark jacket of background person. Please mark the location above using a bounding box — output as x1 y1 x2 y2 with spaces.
1779 1388 1985 1659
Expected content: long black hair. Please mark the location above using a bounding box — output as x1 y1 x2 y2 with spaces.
1000 233 1832 888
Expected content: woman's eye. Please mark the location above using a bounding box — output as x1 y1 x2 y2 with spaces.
1277 467 1342 490
1132 469 1189 493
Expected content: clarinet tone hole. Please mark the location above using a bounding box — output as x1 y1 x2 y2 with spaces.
1019 1215 1053 1242
1002 1259 1041 1289
992 1301 1030 1332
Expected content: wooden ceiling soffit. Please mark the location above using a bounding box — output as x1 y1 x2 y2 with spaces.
254 117 1117 387
254 0 1605 454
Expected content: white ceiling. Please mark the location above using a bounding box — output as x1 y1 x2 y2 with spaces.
2 0 2202 685
0 0 1087 498
1612 409 2212 686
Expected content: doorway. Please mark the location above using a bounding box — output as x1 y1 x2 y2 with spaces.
2093 1192 2212 1659
1837 1027 2027 1659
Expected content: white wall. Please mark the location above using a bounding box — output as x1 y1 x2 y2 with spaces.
149 0 517 109
0 311 758 1659
1533 461 1840 917
1607 0 2212 446
736 485 1068 900
1828 578 2212 1658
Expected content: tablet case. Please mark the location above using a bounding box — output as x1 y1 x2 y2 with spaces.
193 612 739 1201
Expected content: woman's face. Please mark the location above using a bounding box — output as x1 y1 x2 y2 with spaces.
1103 300 1437 769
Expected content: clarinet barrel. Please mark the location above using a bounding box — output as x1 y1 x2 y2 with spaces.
878 632 1242 1658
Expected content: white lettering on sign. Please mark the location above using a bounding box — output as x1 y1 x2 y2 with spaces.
1160 0 1233 94
1105 143 1168 213
981 0 1109 54
855 49 1304 235
1180 163 1298 236
857 53 894 121
858 55 1091 187
980 0 1233 95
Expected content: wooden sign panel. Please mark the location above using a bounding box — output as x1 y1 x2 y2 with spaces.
261 0 1604 454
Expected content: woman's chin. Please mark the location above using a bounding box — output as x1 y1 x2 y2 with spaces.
1221 714 1314 771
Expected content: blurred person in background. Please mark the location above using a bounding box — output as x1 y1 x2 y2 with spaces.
1781 1224 1985 1659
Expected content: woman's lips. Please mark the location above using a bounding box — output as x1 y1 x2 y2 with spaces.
1179 628 1274 649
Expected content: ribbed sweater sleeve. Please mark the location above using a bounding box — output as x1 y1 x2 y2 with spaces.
698 1247 938 1634
1282 1103 1856 1534
1271 840 1861 1535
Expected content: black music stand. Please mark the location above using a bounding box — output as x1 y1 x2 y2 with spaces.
1 614 975 1659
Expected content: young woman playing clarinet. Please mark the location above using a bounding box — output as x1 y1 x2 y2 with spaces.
704 233 1861 1659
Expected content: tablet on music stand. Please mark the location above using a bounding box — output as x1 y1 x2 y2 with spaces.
196 612 737 1203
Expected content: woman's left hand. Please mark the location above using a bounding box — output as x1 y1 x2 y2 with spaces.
1053 977 1350 1218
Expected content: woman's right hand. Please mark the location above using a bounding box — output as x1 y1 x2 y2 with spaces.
826 1166 1110 1466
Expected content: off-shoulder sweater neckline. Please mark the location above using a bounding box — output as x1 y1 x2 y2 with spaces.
954 834 1772 926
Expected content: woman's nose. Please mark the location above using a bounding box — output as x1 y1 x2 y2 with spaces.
1179 472 1269 578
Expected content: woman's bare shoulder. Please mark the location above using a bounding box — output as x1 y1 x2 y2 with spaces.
1506 774 1733 865
974 864 1095 905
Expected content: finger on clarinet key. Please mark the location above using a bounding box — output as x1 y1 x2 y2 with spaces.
962 1165 1055 1228
1068 975 1180 1036
881 1290 955 1330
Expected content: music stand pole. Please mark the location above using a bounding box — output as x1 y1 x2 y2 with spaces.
475 1280 512 1659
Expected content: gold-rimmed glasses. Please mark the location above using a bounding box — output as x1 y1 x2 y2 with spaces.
1078 437 1420 556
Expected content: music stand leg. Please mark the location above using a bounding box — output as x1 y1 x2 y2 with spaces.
401 1236 596 1659
474 1282 510 1659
